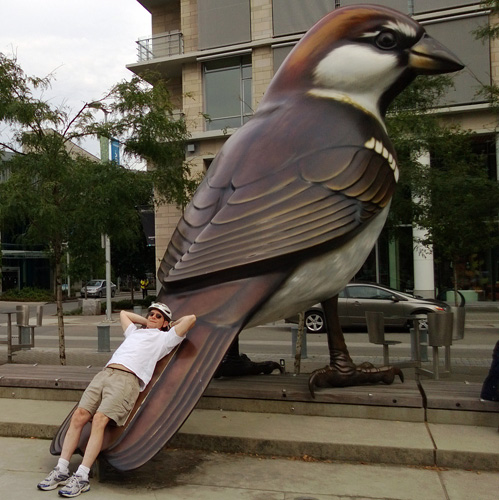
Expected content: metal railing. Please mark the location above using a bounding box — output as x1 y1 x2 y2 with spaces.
136 31 184 61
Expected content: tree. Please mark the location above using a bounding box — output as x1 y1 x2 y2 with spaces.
386 75 454 239
384 67 499 302
473 1 499 44
414 129 499 301
472 2 499 110
0 54 192 364
87 73 200 210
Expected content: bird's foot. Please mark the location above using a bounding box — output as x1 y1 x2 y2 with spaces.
214 353 283 378
308 351 404 397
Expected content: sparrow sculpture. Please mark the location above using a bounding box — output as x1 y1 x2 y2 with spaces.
51 5 463 470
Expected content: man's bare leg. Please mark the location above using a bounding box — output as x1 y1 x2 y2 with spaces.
56 412 110 497
81 411 110 469
60 408 92 461
37 408 92 491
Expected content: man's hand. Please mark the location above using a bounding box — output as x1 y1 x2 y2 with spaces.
120 310 147 331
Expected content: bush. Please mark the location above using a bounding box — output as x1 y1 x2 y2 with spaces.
0 287 54 302
111 296 156 312
64 307 83 316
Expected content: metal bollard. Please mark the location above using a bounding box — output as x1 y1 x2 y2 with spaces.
36 305 43 326
16 305 29 326
133 305 143 316
291 324 308 359
452 306 465 341
19 326 31 346
410 326 428 362
419 326 428 362
16 305 31 347
97 324 111 352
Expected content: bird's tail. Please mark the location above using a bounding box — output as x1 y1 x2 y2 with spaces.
50 272 285 470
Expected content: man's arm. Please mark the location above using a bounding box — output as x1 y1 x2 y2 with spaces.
170 315 196 337
120 310 147 331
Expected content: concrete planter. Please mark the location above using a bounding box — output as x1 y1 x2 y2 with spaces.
446 290 478 303
79 299 101 316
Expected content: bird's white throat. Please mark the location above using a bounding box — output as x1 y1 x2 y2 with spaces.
312 44 404 127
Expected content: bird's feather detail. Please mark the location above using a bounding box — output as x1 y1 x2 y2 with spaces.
163 97 397 283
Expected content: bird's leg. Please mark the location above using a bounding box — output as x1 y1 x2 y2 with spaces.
322 295 352 365
308 295 404 396
214 336 283 378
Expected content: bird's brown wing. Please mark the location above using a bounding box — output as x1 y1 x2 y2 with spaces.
161 98 396 285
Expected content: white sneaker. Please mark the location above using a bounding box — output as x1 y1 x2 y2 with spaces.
37 466 70 491
58 474 90 498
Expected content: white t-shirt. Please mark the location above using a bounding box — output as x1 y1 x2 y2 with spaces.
105 323 184 391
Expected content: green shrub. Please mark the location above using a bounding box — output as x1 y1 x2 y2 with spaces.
111 296 157 312
0 287 54 302
64 307 83 316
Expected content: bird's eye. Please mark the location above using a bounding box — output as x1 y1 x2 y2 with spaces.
376 31 397 50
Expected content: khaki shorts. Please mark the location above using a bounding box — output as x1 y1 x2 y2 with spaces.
78 367 140 426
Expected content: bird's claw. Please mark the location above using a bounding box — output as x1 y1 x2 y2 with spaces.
308 351 404 398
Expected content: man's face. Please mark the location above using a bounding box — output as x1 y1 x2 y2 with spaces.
146 309 169 330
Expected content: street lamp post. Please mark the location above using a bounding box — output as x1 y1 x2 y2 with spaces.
91 102 113 322
104 233 112 322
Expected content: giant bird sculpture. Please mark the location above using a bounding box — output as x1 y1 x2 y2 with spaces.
51 5 463 470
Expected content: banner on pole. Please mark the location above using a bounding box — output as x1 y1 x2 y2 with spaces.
111 139 120 164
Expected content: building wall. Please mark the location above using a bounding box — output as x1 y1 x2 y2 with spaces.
150 0 180 34
183 62 203 132
251 0 273 41
491 13 499 86
181 0 199 52
253 45 273 108
133 0 497 293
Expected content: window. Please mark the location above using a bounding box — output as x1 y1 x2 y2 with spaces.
348 286 393 300
198 0 251 49
203 157 214 173
348 286 377 299
204 55 252 131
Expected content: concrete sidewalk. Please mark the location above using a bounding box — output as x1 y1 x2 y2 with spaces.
1 397 497 469
1 434 499 500
0 301 498 499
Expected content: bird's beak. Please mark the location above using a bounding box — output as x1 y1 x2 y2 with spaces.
409 34 464 75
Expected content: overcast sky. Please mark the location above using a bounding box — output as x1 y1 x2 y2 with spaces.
0 0 151 157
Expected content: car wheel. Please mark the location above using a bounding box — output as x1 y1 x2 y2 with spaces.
111 290 116 297
305 311 325 333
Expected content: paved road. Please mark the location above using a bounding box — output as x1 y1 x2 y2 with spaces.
1 297 497 378
3 305 497 353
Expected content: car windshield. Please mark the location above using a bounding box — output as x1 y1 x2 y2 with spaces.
86 281 103 287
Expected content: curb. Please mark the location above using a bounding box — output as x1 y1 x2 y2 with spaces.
1 401 497 471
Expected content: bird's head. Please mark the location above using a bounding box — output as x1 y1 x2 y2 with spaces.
264 5 464 119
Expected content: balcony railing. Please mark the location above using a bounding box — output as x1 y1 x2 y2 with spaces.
136 31 184 61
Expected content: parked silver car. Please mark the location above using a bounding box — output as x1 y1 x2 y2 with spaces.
80 280 116 298
288 283 450 333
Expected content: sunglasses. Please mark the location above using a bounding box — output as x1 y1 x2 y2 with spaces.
147 312 166 320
